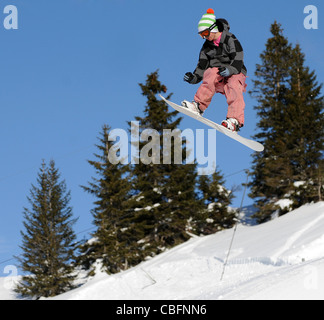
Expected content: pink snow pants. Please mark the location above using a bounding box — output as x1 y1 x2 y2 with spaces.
194 67 247 126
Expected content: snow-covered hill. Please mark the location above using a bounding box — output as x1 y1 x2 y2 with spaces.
2 202 324 300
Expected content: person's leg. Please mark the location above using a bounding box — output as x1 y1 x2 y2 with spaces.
194 68 225 112
224 73 247 126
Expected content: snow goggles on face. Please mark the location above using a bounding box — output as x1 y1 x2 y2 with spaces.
198 22 217 39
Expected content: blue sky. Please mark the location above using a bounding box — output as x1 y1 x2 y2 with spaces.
0 0 323 276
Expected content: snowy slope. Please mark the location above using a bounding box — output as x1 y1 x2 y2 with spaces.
0 277 18 300
1 202 324 300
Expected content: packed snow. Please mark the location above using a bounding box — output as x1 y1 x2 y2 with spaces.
1 202 324 300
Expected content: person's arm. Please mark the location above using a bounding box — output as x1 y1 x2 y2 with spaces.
184 43 210 84
226 34 244 75
192 45 210 83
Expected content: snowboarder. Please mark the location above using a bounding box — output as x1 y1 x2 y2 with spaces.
183 9 247 132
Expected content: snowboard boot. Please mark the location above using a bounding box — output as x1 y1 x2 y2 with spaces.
221 118 241 132
182 100 204 116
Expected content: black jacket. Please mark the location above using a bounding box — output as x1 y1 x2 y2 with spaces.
193 19 247 83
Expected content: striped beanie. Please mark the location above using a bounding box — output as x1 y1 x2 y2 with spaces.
198 8 218 33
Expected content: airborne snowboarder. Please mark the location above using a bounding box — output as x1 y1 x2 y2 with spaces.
183 8 247 132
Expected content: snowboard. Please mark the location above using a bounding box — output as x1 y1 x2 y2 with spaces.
159 95 264 152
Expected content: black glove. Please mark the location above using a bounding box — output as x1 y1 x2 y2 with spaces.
184 72 197 84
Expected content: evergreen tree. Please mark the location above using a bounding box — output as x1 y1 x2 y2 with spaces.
79 125 132 274
127 70 201 258
197 168 236 234
286 44 324 207
16 160 77 299
249 21 293 221
249 22 324 222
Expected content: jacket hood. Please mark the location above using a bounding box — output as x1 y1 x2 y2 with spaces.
216 19 230 32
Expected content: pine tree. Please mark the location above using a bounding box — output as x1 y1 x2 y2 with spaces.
16 160 77 299
79 125 132 274
285 44 324 207
197 168 236 234
127 70 201 258
249 22 324 222
249 21 293 220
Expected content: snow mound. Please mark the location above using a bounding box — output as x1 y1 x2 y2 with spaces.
2 202 324 300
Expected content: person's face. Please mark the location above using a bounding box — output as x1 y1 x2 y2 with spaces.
199 29 218 41
206 32 217 41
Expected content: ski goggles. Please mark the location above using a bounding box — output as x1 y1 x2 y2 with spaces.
198 22 217 39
